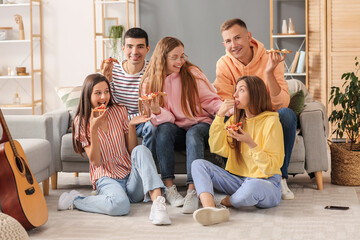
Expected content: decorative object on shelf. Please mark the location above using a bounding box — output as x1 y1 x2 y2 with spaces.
281 19 288 34
288 17 295 34
0 27 12 41
16 66 28 76
13 85 21 104
329 56 360 186
103 17 118 38
109 24 124 60
14 14 25 40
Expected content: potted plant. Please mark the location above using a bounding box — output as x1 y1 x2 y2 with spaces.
328 56 360 185
109 25 124 60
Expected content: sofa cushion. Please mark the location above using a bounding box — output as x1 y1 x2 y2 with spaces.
61 133 89 162
16 139 51 176
56 86 81 132
288 89 305 117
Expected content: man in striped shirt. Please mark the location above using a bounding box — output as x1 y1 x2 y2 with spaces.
101 28 156 156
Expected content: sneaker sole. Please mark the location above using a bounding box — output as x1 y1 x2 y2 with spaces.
193 207 229 226
281 194 295 200
152 218 171 225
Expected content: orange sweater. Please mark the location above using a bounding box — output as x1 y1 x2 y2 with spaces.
214 38 289 111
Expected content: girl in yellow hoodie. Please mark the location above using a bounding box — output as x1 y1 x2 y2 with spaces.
192 75 284 226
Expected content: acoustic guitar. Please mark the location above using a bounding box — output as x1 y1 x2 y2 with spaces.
0 109 48 230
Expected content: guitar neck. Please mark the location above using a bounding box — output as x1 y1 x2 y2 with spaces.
0 109 19 157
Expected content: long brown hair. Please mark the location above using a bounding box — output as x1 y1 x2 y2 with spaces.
139 36 203 118
72 73 114 156
228 76 274 158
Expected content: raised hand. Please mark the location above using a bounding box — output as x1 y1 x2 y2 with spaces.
129 115 152 126
217 99 235 117
100 60 113 82
90 109 108 131
265 51 286 74
142 95 161 115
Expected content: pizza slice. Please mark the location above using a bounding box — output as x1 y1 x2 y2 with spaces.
92 104 107 112
226 122 243 132
139 92 167 101
266 48 292 54
104 57 120 64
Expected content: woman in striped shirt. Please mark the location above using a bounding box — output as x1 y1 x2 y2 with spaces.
57 73 171 225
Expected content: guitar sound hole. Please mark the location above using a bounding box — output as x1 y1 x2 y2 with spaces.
15 156 24 173
22 158 34 185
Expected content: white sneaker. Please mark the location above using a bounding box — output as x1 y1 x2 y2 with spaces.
58 190 82 211
165 185 184 207
182 190 199 214
193 207 230 226
281 178 295 200
149 196 171 225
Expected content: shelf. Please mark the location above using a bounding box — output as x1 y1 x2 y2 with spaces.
272 34 306 38
0 2 40 7
0 103 40 109
0 40 31 43
0 75 31 79
94 0 135 4
284 73 306 76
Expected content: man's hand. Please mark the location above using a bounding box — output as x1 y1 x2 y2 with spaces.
265 52 285 74
100 60 113 82
129 115 152 126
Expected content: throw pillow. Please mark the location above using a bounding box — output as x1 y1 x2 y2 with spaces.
56 86 82 132
288 89 305 117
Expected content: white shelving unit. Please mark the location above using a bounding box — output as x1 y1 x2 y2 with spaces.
270 0 308 85
93 0 137 72
0 0 43 115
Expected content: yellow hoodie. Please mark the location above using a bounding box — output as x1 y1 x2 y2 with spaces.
214 38 290 111
209 112 284 178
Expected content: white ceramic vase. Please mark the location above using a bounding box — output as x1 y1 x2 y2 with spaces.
281 19 288 34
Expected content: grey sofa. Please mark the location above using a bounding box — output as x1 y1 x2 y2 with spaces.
286 79 329 190
3 114 55 195
48 79 329 190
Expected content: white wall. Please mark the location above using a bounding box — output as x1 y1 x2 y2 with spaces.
0 0 138 114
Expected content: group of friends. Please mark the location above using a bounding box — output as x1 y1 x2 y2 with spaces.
57 18 297 226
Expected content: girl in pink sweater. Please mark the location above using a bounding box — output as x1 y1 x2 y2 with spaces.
139 37 223 214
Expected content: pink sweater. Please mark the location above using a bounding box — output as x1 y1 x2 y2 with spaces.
142 68 223 130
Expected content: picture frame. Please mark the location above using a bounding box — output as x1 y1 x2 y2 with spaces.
103 17 118 38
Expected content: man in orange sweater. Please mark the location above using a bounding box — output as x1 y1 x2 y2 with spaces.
214 18 296 200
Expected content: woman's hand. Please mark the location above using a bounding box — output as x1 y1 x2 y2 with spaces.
227 127 257 148
217 99 235 117
142 95 161 115
90 109 107 131
100 60 113 82
265 52 285 74
129 115 152 126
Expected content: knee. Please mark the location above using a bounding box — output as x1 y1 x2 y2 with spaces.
278 108 297 122
156 123 174 140
104 197 130 216
191 159 207 173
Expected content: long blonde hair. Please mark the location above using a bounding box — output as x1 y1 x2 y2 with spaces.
139 36 203 118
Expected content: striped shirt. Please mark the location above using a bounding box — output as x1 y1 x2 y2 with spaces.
74 104 132 190
111 60 149 119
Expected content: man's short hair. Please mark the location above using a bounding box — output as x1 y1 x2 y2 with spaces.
124 27 149 47
220 18 248 33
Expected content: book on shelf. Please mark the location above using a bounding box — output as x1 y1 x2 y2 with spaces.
296 51 306 73
289 51 300 73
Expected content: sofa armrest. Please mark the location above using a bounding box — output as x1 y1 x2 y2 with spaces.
302 101 329 137
299 109 329 173
4 115 53 142
44 109 70 171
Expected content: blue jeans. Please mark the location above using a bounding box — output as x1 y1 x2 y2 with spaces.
277 108 297 179
192 159 282 208
136 121 157 157
155 122 210 184
73 145 165 216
